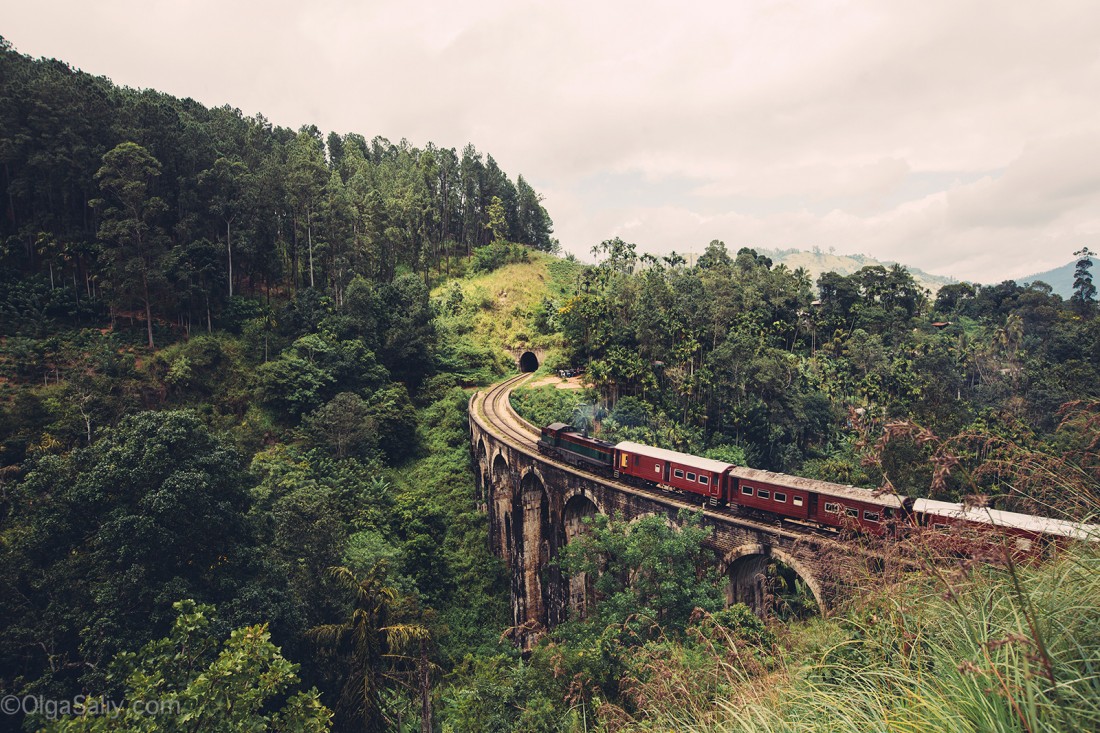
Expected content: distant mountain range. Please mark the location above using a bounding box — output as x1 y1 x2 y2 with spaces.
678 247 957 292
676 246 1082 298
757 248 957 294
1017 261 1075 299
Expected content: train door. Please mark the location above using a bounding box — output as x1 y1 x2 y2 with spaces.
708 471 721 501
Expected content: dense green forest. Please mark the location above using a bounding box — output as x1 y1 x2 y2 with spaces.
0 40 540 732
525 237 1100 515
1 38 1099 733
0 36 555 348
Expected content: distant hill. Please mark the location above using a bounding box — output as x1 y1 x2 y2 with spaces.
678 247 957 294
1019 261 1074 299
762 249 957 294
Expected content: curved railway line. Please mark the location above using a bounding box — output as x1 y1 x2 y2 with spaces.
478 373 541 449
472 373 1096 628
471 373 846 546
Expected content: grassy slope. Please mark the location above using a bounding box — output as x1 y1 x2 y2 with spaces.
432 253 582 378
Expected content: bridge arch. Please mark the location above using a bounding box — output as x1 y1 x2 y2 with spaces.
562 493 600 620
490 453 514 562
562 486 608 517
512 469 556 634
475 439 489 503
519 464 549 490
626 510 679 529
721 544 824 617
491 453 513 494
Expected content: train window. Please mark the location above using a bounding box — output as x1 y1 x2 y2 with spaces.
1016 537 1033 552
698 475 709 485
654 464 661 473
933 523 949 531
758 489 771 499
793 497 804 507
824 502 840 514
674 469 684 479
634 455 639 465
686 472 696 481
845 508 859 518
741 486 753 496
884 508 894 518
863 511 880 523
773 492 786 503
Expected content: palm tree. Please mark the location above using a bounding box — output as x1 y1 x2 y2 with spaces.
310 563 429 732
993 313 1024 360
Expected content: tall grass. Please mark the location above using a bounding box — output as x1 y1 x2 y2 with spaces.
676 545 1100 733
593 544 1099 732
610 407 1100 733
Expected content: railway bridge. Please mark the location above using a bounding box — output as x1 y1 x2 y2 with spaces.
469 375 878 648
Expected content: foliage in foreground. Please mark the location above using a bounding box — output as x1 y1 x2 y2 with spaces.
556 511 726 633
40 600 331 732
310 565 428 733
435 512 780 732
649 544 1100 733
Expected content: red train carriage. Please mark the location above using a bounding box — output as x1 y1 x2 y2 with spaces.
911 498 1097 556
614 441 731 504
536 423 1099 550
727 467 908 535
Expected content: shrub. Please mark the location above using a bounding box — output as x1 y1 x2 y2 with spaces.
470 242 530 274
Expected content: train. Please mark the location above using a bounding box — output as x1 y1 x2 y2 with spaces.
537 422 1097 552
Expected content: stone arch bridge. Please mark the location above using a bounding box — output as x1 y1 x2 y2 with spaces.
470 375 876 648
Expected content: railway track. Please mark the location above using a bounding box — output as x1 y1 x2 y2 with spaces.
479 372 541 449
470 375 1007 583
471 373 820 544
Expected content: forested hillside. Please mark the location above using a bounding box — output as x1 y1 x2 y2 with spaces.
514 238 1100 515
0 37 555 347
501 240 1100 732
0 40 552 732
1 37 1099 733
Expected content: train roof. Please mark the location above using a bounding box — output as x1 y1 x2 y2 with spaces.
912 498 1099 541
729 466 909 509
545 422 571 432
615 441 734 474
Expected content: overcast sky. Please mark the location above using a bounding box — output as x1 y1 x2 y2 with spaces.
7 1 1100 283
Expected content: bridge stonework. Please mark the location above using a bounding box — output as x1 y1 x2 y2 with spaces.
470 407 848 649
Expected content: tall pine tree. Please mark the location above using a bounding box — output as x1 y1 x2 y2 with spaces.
1072 247 1096 317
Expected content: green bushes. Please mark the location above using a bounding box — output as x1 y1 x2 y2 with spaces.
510 385 593 428
470 241 531 274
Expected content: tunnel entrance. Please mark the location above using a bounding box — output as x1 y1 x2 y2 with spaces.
518 351 539 372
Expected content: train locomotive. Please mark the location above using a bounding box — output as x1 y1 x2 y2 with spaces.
537 422 616 472
538 423 1097 550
